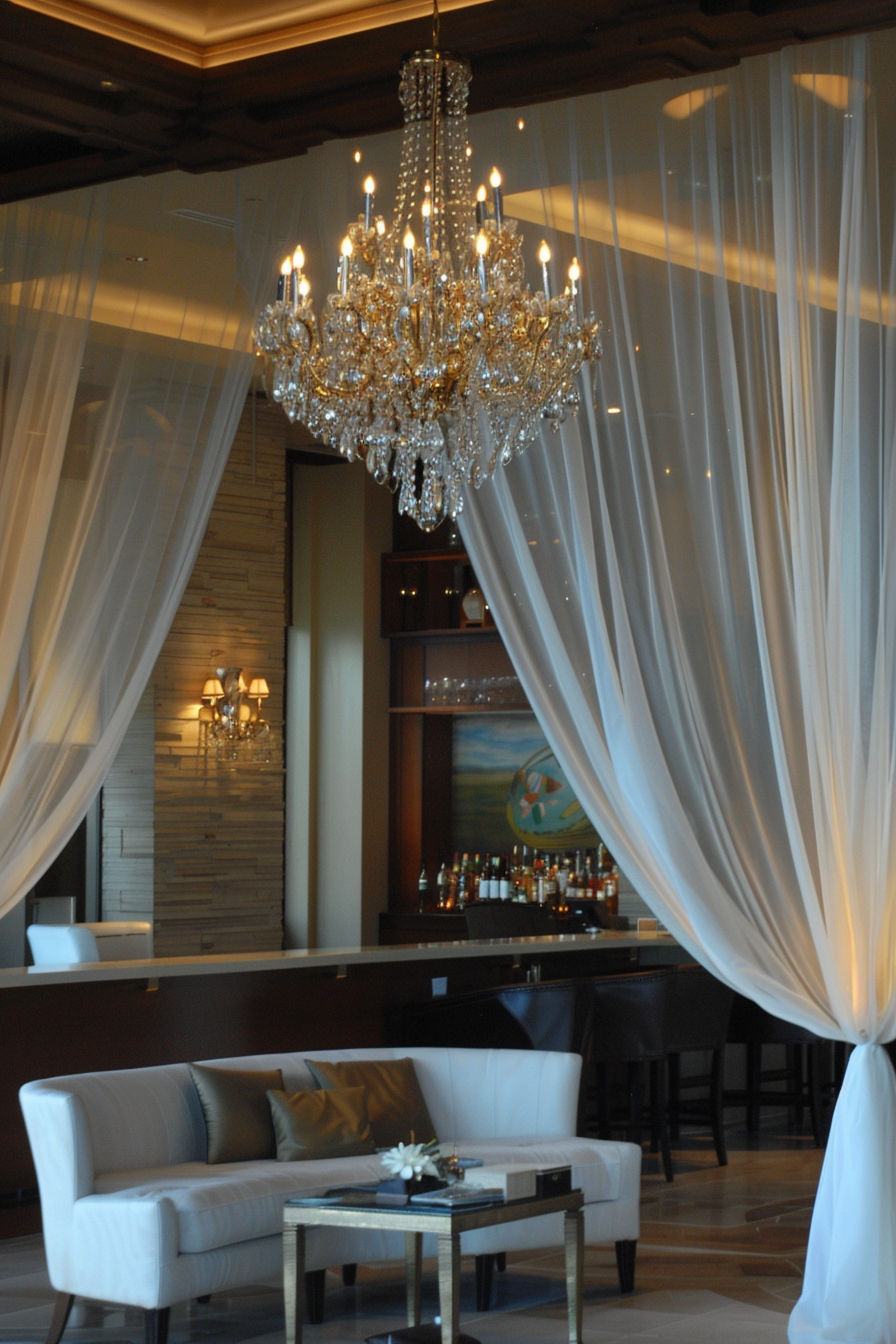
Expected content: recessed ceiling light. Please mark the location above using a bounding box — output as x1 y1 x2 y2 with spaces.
100 78 123 92
353 150 362 162
607 406 621 414
125 255 149 262
518 119 525 130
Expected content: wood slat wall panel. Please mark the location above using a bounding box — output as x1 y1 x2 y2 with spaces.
152 398 288 956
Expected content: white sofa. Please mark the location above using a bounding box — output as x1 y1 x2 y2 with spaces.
20 1046 641 1344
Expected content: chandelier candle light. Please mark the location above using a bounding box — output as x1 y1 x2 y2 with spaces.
254 1 602 530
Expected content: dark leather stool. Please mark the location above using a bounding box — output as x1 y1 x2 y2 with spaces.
398 976 593 1058
725 994 830 1145
585 968 677 1180
666 964 734 1167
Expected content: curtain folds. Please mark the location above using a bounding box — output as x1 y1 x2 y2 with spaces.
281 33 896 1335
452 31 896 1343
0 166 298 920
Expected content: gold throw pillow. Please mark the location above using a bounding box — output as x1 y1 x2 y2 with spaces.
304 1057 438 1148
189 1062 283 1164
267 1084 377 1162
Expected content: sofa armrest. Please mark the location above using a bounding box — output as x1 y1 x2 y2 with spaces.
68 1193 179 1309
19 1083 94 1288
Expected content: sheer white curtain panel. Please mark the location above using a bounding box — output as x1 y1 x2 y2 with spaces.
241 37 896 1335
452 32 896 1344
0 165 299 922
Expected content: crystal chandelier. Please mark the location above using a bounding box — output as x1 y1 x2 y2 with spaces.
253 3 602 531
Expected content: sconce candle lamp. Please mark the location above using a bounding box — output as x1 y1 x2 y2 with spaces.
199 667 273 764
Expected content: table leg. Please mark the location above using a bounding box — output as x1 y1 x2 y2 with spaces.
405 1231 422 1326
436 1232 461 1344
564 1209 583 1344
283 1223 305 1344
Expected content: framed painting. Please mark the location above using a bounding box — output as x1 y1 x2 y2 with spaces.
450 713 600 856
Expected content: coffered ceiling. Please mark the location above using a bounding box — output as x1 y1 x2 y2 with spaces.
1 0 893 206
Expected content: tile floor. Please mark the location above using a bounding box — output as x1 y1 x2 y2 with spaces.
0 1125 823 1344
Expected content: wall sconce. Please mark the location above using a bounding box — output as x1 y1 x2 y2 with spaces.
198 667 273 764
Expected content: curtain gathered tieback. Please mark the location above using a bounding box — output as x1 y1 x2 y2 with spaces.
791 1045 896 1341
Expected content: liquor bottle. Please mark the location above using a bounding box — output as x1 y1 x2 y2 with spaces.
498 854 511 901
557 856 570 900
519 846 534 902
418 866 429 913
544 859 558 906
479 853 492 902
456 853 470 910
470 853 482 903
534 856 546 904
447 853 460 909
436 862 449 909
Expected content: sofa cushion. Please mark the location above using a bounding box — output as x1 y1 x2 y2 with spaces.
91 1136 624 1254
93 1152 387 1253
188 1064 283 1164
305 1057 438 1148
268 1086 376 1162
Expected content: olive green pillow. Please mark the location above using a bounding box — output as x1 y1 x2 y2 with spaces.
189 1062 283 1164
304 1057 438 1148
267 1085 377 1162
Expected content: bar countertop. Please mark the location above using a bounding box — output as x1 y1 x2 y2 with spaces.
2 930 678 989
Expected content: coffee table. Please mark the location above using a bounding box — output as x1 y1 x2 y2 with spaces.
282 1187 585 1344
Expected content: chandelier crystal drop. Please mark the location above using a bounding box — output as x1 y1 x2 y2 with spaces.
254 32 602 531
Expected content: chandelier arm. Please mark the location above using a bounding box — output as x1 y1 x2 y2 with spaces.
304 365 373 399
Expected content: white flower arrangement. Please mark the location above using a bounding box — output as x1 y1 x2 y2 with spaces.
380 1139 441 1182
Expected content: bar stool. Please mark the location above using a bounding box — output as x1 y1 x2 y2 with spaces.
584 965 733 1181
398 975 592 1056
395 977 594 1310
725 994 829 1145
585 968 677 1180
666 964 734 1167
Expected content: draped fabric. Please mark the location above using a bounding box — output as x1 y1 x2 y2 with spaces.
451 33 896 1344
268 32 896 1335
0 166 297 919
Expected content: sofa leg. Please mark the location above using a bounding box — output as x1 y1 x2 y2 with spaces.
305 1268 326 1324
615 1240 637 1294
46 1292 75 1344
495 1252 506 1273
475 1254 494 1311
144 1307 170 1344
342 1263 357 1286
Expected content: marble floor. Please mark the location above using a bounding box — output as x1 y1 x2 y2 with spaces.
0 1125 823 1344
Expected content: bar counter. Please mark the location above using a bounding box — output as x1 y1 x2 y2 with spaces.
0 932 680 1238
4 929 678 988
